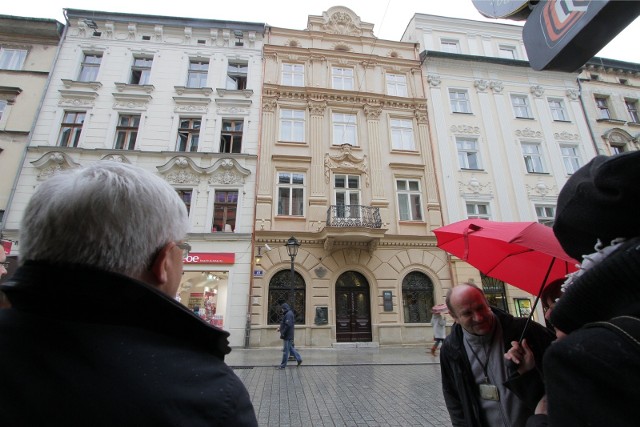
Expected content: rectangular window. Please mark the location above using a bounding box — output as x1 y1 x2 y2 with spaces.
595 97 611 119
130 57 153 85
332 67 354 90
279 109 305 142
535 205 555 227
277 172 305 216
441 39 460 54
511 95 533 119
220 119 243 153
226 61 248 90
58 111 86 147
176 118 200 152
0 100 6 121
0 48 27 70
626 99 639 123
386 74 408 97
332 113 357 146
466 202 490 219
213 190 237 232
456 137 481 170
390 118 415 151
396 179 423 221
114 115 140 150
334 174 360 219
450 89 471 113
282 63 304 87
498 45 517 59
560 145 581 174
78 53 102 82
611 144 625 154
548 98 568 121
522 142 545 173
176 189 192 215
187 60 209 88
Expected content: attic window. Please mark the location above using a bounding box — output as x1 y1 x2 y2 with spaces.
142 35 151 41
620 78 628 85
92 31 102 37
590 73 600 81
197 39 206 45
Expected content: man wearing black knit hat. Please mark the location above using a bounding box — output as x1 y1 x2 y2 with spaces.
526 150 640 427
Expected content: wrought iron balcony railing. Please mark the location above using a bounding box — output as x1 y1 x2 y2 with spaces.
326 205 382 229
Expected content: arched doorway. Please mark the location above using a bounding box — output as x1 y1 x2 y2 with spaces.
335 271 372 342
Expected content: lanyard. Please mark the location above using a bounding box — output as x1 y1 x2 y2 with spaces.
466 339 490 383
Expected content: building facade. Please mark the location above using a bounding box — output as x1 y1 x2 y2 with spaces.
0 15 62 274
1 9 265 347
402 14 601 319
578 57 640 156
249 7 450 348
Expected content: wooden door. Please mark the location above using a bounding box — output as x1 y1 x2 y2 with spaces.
335 271 372 342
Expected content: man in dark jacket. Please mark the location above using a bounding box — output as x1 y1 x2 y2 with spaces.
0 162 257 426
440 283 554 427
276 302 302 369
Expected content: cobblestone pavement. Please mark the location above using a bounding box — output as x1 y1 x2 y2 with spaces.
229 347 451 427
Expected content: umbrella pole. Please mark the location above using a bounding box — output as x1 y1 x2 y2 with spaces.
517 257 556 343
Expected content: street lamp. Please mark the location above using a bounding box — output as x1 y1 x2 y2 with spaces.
285 236 300 311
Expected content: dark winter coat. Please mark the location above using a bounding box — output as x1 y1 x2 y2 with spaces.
440 307 555 427
279 303 295 340
0 261 257 427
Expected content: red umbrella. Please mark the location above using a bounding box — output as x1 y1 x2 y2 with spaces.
433 219 578 296
434 219 579 341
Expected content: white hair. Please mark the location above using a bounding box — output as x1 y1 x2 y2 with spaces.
19 161 189 278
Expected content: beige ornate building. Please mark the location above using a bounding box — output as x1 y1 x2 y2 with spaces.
578 57 640 155
0 15 62 269
402 14 603 319
249 7 450 348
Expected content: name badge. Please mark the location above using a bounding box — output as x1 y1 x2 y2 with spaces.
479 383 499 401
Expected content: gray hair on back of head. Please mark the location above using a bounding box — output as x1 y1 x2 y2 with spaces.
19 161 189 278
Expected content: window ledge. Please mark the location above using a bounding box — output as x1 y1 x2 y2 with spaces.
626 121 640 127
452 111 473 115
276 140 307 146
552 119 572 123
174 86 213 96
526 172 550 175
596 118 625 124
460 168 486 172
61 79 102 91
274 216 307 221
115 82 155 94
515 116 535 120
390 148 419 154
216 88 253 98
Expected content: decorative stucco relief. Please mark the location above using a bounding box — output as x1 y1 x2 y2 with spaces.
526 180 557 197
31 151 81 180
324 144 369 187
322 10 362 36
458 177 492 195
450 125 481 135
515 128 542 138
427 74 441 87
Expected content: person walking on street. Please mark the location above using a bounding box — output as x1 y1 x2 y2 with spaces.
430 311 447 356
277 303 302 369
0 162 257 426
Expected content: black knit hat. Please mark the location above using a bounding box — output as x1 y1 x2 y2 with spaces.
550 236 640 334
553 151 640 260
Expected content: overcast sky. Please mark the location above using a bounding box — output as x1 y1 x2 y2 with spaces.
3 0 638 63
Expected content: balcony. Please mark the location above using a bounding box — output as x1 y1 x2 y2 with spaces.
319 205 387 253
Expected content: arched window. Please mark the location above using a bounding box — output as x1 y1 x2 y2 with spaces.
402 271 434 323
267 269 305 325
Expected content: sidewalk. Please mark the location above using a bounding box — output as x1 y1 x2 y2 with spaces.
226 344 441 367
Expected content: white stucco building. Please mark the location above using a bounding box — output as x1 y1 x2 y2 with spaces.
2 9 265 346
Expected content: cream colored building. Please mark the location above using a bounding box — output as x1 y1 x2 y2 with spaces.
2 9 265 347
249 7 451 348
0 16 62 245
402 14 600 318
578 58 640 155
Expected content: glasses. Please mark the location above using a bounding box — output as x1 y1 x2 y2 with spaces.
176 242 191 259
0 262 9 268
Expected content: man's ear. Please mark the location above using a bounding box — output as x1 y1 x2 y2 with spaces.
145 243 173 288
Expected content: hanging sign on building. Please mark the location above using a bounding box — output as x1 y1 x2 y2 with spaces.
183 252 235 264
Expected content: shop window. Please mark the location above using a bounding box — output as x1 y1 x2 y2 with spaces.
267 269 306 325
402 271 434 323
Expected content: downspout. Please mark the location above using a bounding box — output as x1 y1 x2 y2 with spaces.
244 24 269 348
576 76 601 155
1 14 68 238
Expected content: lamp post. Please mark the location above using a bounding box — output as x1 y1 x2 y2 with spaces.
285 236 300 312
